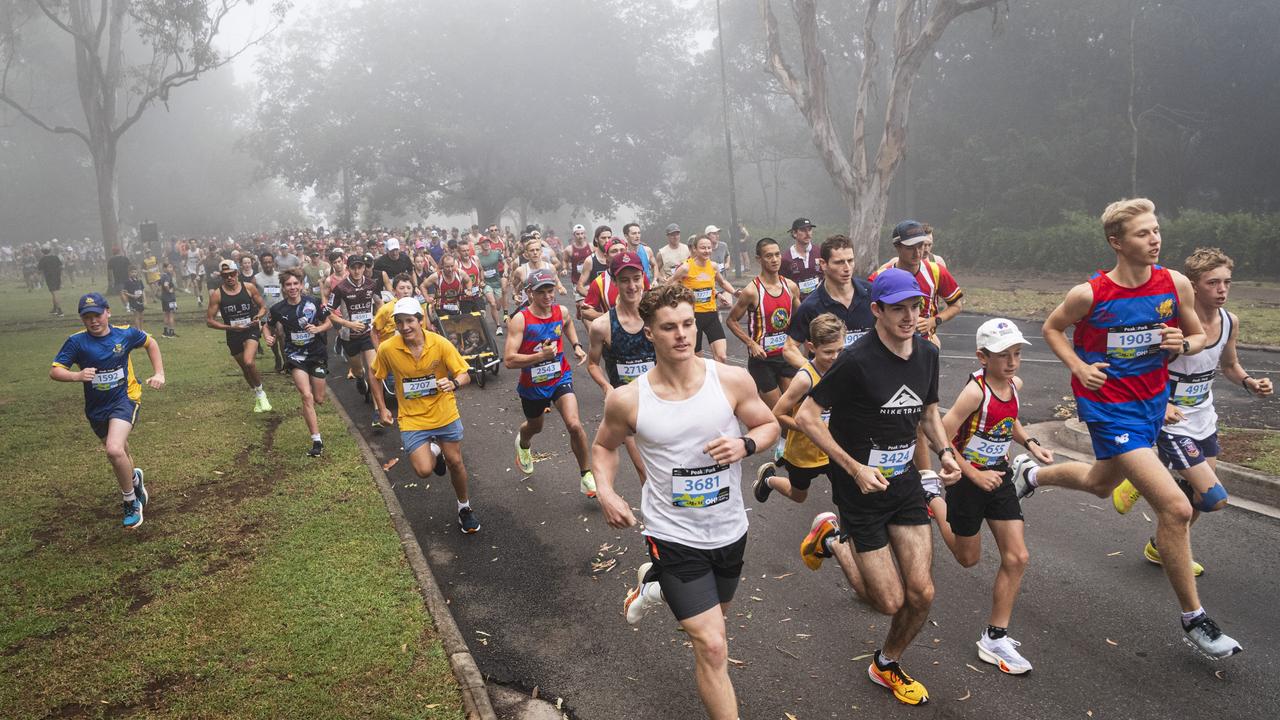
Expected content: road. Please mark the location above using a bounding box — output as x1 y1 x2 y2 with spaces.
329 310 1278 720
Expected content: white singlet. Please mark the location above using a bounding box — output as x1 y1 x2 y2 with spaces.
635 359 746 549
1165 307 1231 440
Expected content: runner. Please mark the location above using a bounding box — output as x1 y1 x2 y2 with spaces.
780 218 823 301
727 237 800 407
927 318 1090 675
784 235 875 363
565 224 594 290
1111 247 1274 574
752 313 844 505
575 225 614 301
255 252 286 374
592 283 779 720
793 268 962 706
503 268 595 497
655 223 690 280
868 220 964 348
37 246 64 317
261 270 334 457
477 230 508 334
621 222 658 283
206 259 272 413
422 253 470 318
374 237 413 294
51 292 165 529
585 251 656 483
185 243 202 301
670 235 736 365
508 236 566 312
330 253 383 426
456 237 487 314
120 265 147 331
372 273 417 344
1028 197 1240 659
580 239 639 322
158 261 178 338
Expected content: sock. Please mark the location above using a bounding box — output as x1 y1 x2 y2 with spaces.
1027 465 1040 488
763 475 775 490
311 434 322 442
987 625 1008 640
253 385 265 397
457 500 471 512
875 650 896 668
1182 607 1206 629
430 442 441 457
122 489 137 503
820 534 836 556
581 468 591 477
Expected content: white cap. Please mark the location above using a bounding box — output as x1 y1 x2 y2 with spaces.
976 318 1031 352
385 237 401 250
704 224 721 234
572 224 585 233
392 297 423 317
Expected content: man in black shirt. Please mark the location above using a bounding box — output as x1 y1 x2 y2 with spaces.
373 237 413 294
37 246 64 316
794 267 961 707
106 247 131 295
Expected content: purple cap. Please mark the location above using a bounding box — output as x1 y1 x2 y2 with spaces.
610 251 644 277
871 268 925 304
525 267 557 290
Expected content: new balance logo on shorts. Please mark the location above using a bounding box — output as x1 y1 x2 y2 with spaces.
1113 433 1130 445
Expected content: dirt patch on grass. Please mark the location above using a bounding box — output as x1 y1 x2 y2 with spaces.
1219 428 1280 475
46 674 189 719
173 415 284 513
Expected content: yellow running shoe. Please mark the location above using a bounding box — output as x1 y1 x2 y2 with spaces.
1143 537 1204 577
1112 479 1142 514
514 433 534 475
580 471 597 498
867 656 929 705
800 512 838 571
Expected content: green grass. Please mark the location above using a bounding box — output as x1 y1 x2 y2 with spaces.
1220 428 1280 476
0 275 462 719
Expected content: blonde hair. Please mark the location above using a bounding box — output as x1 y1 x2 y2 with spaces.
808 313 846 347
1184 247 1234 282
1100 197 1156 240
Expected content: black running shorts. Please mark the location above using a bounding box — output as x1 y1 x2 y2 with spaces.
226 326 262 356
944 466 1024 537
778 459 829 491
341 334 375 356
644 533 747 621
747 355 797 393
285 355 329 380
836 468 930 553
694 311 725 352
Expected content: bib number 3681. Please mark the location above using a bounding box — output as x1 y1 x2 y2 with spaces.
672 464 730 508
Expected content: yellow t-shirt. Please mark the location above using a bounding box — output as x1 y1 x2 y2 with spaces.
372 332 471 431
681 257 717 313
372 302 397 343
782 362 829 468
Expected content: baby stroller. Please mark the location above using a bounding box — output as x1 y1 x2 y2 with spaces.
434 309 502 387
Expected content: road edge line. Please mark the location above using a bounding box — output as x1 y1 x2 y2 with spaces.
330 398 497 720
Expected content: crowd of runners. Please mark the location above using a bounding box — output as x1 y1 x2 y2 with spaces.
49 201 1273 717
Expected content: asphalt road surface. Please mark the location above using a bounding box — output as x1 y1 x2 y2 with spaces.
329 310 1278 720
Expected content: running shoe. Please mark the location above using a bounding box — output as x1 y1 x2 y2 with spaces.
1010 453 1037 499
623 562 664 625
1143 537 1204 577
495 326 504 336
919 470 943 503
371 410 383 430
580 471 597 498
355 376 369 396
253 394 272 413
1183 614 1242 660
1112 479 1142 514
431 442 447 476
515 434 534 474
977 632 1033 675
121 498 144 530
753 462 776 503
307 440 324 457
133 468 148 507
458 506 481 534
800 512 838 571
867 656 929 705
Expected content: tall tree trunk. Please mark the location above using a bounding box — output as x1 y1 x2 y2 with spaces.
475 198 506 230
93 145 120 259
847 174 891 274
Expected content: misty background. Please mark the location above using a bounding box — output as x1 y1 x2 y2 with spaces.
3 0 1277 275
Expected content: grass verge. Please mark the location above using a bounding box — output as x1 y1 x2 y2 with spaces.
0 275 462 719
1219 428 1280 476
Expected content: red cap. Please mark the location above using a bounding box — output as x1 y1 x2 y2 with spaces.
610 251 644 277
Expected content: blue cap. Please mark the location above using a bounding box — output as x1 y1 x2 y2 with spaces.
77 292 109 315
871 268 925 305
891 220 929 246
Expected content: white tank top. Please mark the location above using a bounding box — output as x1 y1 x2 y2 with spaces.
1165 307 1230 440
635 359 747 549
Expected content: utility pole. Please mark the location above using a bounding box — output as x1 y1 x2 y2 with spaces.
715 0 742 278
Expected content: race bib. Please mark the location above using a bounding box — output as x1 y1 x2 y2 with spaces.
820 409 831 424
798 276 820 294
616 360 654 381
1106 324 1162 360
530 359 561 384
442 302 460 314
289 330 313 346
483 268 498 279
844 330 867 347
402 375 438 399
229 317 252 328
762 333 787 352
671 464 731 508
91 367 125 390
1171 371 1214 407
963 432 1011 468
692 288 713 304
351 311 373 324
867 442 916 479
264 286 282 300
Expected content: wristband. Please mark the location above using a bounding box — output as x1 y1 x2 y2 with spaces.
1242 376 1253 392
935 446 956 460
1026 437 1041 446
741 436 757 456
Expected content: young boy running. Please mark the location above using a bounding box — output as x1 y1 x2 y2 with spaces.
158 262 178 338
752 313 844 506
262 270 334 457
1111 247 1273 573
51 293 165 529
121 265 147 331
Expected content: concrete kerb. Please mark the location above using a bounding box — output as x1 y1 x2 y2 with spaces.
330 399 497 720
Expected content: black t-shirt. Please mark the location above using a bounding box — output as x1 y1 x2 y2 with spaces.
107 254 131 287
268 296 331 362
331 277 378 336
203 255 225 289
37 254 62 280
372 252 412 292
122 278 146 309
159 272 177 302
808 331 939 508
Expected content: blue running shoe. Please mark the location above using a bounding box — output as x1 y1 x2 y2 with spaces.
458 506 480 534
122 498 144 529
133 468 148 507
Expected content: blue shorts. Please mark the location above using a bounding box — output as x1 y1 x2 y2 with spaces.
1157 431 1220 471
1084 417 1162 461
89 399 139 440
402 419 464 455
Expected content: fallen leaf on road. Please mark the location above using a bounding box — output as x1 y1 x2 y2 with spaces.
213 470 224 476
1107 551 1123 557
773 572 794 580
382 457 399 471
1087 711 1094 717
1142 511 1152 523
930 620 939 627
957 691 971 701
750 596 763 602
965 663 985 674
777 646 799 660
727 657 745 667
852 652 875 661
475 630 491 637
1105 638 1118 646
1214 670 1225 680
786 713 798 720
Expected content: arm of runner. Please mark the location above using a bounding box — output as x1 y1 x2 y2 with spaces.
371 350 394 425
1164 270 1206 356
562 305 588 364
796 396 887 493
581 279 606 322
726 283 763 358
592 385 640 529
771 369 812 432
669 262 689 283
585 314 612 393
142 334 165 390
704 365 780 464
502 313 552 369
921 402 962 484
1219 311 1273 396
205 289 230 330
1043 282 1109 390
248 285 268 323
941 383 1001 488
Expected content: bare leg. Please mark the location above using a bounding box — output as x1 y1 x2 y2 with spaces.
554 393 591 471
103 419 136 493
679 603 738 720
986 519 1029 629
237 341 262 389
880 524 935 659
710 338 728 365
291 369 319 436
928 495 979 566
1117 448 1199 611
518 413 545 448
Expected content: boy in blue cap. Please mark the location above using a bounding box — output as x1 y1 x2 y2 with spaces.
50 293 166 529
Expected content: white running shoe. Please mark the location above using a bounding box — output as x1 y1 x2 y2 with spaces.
1183 614 1243 660
1010 453 1037 499
977 631 1033 675
623 562 664 625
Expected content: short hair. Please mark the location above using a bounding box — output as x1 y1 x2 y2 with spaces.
688 233 709 249
280 269 305 283
1101 197 1156 240
622 222 640 236
820 234 853 261
1184 247 1234 282
755 237 780 256
392 272 415 288
258 251 275 262
809 313 846 347
639 284 695 325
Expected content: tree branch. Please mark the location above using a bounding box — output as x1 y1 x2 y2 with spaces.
851 0 882 188
0 51 90 145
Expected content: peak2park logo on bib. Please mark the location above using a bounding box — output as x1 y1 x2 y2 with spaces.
881 386 923 415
